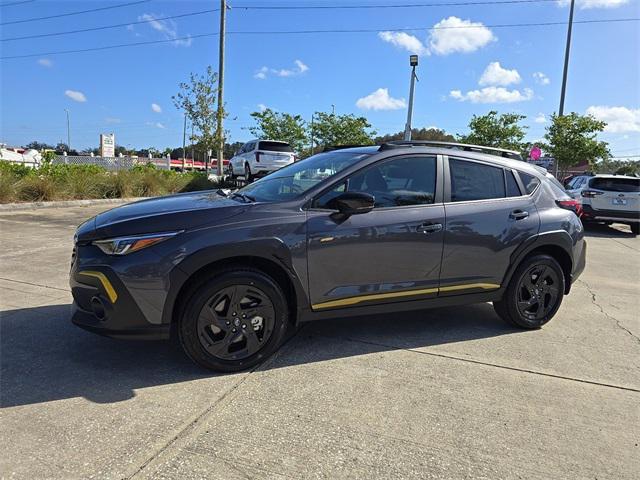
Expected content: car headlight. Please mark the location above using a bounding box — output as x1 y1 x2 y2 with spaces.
93 231 181 255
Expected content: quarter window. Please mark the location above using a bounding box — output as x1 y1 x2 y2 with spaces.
314 156 437 209
505 170 521 197
449 159 505 202
519 172 541 194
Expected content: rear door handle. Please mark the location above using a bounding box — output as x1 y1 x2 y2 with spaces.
509 210 529 220
417 222 443 234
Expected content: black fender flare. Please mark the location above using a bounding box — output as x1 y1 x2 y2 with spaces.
160 238 308 325
501 230 575 295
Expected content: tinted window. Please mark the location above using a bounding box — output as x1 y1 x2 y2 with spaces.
449 159 505 202
589 177 640 192
519 172 541 194
315 156 436 209
245 142 255 152
258 141 293 152
506 170 521 197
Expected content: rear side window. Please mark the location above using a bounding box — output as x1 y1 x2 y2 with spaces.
519 172 541 194
449 159 505 202
258 141 293 152
505 170 521 197
589 177 640 192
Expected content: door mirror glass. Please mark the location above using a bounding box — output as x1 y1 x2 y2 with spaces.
329 192 375 215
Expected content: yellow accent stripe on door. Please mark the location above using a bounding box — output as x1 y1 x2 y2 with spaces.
78 271 118 303
311 282 499 310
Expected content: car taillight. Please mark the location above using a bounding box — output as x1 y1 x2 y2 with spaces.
581 190 603 198
556 199 582 216
255 152 260 162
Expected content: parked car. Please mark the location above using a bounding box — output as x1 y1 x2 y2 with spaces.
228 139 295 181
567 174 640 234
70 141 586 372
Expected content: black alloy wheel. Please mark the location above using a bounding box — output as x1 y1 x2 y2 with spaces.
493 254 565 329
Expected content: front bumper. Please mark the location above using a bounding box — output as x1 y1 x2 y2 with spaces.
70 267 170 340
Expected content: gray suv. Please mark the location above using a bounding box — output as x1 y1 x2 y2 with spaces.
70 141 586 372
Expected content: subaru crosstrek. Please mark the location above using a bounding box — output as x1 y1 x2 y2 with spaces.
71 141 586 372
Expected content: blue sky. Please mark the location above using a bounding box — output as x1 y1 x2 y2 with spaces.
1 0 638 158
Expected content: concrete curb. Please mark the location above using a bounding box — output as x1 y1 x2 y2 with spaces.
0 197 148 212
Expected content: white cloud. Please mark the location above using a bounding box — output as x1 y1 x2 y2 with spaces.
586 106 640 133
37 58 53 67
429 16 495 55
378 31 428 55
139 13 191 47
533 72 550 85
356 88 406 111
557 0 629 9
254 60 309 79
257 103 268 112
478 62 521 86
65 90 87 102
534 113 547 124
151 103 162 113
450 87 534 103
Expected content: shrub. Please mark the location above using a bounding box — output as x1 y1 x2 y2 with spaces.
16 175 58 202
0 160 33 179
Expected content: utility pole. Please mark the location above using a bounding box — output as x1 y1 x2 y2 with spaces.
310 113 315 157
181 114 187 171
403 55 419 141
190 123 194 167
331 104 335 115
215 0 227 177
64 109 71 151
556 0 575 177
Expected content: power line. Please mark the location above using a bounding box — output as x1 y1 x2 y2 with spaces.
233 0 559 9
0 0 149 26
0 0 35 7
2 17 638 60
1 8 219 42
2 0 562 42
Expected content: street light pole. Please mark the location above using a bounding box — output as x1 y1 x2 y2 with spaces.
182 114 187 171
403 55 419 141
64 109 71 151
556 0 575 177
215 0 227 177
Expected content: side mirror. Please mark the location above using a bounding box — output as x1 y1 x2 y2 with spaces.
329 192 375 215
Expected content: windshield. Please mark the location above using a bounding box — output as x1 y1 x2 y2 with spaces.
237 150 371 202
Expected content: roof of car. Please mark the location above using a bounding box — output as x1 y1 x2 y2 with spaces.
587 174 639 180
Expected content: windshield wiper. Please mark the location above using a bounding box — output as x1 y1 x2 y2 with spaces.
231 192 256 203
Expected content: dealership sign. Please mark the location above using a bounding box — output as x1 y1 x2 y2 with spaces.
100 133 115 157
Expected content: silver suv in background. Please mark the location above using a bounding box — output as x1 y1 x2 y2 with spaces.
567 174 640 234
228 139 296 181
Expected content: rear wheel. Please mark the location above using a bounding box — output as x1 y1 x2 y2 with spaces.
179 269 289 372
494 254 565 329
228 163 235 179
244 163 253 182
630 223 639 235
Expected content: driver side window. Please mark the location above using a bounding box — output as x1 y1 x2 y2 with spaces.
314 156 437 209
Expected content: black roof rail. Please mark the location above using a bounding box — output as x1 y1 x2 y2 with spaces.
378 140 523 160
321 144 373 152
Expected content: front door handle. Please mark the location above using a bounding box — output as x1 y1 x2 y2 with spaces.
417 222 443 234
509 210 529 220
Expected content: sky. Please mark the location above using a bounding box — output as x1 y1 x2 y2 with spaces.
1 0 639 159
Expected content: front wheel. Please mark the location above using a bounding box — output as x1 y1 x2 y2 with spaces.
493 254 565 329
630 223 639 235
179 269 289 372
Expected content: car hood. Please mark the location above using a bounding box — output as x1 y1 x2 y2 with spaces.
77 190 248 241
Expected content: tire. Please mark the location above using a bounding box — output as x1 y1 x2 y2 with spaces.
179 269 289 372
244 163 253 182
630 223 639 235
493 254 565 329
228 163 235 179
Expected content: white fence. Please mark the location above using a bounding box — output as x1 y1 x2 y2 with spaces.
53 155 171 171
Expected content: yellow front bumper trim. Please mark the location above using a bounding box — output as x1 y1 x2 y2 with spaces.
78 271 118 303
311 282 499 310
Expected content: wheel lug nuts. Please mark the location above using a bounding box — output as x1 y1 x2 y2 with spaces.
232 312 236 316
242 314 246 318
226 321 230 325
242 324 246 329
232 328 236 333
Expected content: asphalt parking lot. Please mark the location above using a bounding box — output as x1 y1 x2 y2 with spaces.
1 203 638 479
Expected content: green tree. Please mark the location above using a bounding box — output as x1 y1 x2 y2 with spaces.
173 66 223 173
593 158 640 175
375 127 455 144
457 111 527 152
543 113 609 176
312 112 376 152
248 108 308 153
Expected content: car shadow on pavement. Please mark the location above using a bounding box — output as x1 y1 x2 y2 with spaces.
583 222 636 238
1 303 520 408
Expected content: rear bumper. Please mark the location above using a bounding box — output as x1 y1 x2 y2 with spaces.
582 205 640 223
